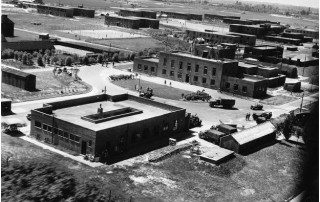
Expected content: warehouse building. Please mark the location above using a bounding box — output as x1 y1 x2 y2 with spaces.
2 67 36 91
204 14 240 21
2 40 55 52
119 9 157 19
286 28 319 39
161 11 202 21
229 24 285 38
227 32 256 46
1 15 14 37
185 29 241 44
30 94 189 163
37 5 74 18
133 51 270 98
219 121 276 154
105 15 159 29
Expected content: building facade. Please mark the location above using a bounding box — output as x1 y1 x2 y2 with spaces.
37 5 74 18
287 28 319 39
1 15 14 37
161 11 202 21
73 7 95 18
2 67 36 91
204 14 240 21
30 94 189 163
104 15 159 29
119 9 157 19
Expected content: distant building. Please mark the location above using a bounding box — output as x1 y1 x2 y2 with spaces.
119 9 157 19
193 43 237 60
104 15 159 29
30 94 189 163
223 18 279 25
204 14 240 21
1 40 55 52
161 11 202 21
2 67 36 91
37 4 95 18
1 15 14 37
229 23 285 38
287 28 319 39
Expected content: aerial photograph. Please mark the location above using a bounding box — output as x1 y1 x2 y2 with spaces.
1 0 318 201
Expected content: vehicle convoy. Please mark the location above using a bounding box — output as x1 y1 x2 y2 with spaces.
199 129 227 145
251 103 263 110
253 112 272 124
184 90 211 101
209 98 235 109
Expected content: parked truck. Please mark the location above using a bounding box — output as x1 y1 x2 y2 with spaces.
199 129 227 145
209 98 235 109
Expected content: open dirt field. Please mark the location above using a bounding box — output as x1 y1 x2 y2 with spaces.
58 29 148 39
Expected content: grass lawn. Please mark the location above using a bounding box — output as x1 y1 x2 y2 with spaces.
112 79 194 100
88 38 166 52
1 71 89 103
260 95 299 105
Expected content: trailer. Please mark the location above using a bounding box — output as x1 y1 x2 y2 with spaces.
199 129 227 145
209 98 235 108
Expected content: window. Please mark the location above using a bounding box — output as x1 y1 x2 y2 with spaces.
42 124 48 131
173 120 178 131
162 69 166 75
54 128 58 134
194 76 198 82
144 65 148 71
163 58 167 66
58 130 63 137
178 72 182 79
204 66 208 75
35 121 41 128
138 64 142 71
195 64 199 72
242 86 247 93
225 82 230 89
151 66 155 72
69 134 75 141
187 63 191 71
202 77 207 84
179 61 183 69
210 79 215 86
74 135 80 143
171 60 175 68
47 125 52 132
88 140 92 147
233 84 239 91
170 71 174 77
212 67 216 76
162 122 169 131
63 132 69 139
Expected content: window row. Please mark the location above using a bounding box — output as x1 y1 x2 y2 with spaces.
137 64 156 72
225 82 247 93
35 121 81 143
162 60 216 76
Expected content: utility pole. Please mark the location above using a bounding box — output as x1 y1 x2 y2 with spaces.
300 93 304 112
102 86 107 94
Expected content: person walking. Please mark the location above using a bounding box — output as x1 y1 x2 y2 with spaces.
169 82 172 87
248 113 251 121
164 80 167 85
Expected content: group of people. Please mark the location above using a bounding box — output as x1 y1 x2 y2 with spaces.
245 113 251 121
164 80 172 87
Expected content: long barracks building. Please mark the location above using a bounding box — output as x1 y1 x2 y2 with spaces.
30 94 189 163
119 9 157 19
105 15 159 29
160 11 202 21
133 51 280 98
204 14 240 21
37 4 95 18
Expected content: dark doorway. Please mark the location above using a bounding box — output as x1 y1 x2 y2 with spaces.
185 74 190 83
81 141 87 155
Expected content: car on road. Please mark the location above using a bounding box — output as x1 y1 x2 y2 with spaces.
251 103 263 110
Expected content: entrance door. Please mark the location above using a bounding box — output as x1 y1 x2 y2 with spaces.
185 74 190 83
81 141 87 155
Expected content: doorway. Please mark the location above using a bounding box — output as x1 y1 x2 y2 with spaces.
81 141 87 155
185 74 190 83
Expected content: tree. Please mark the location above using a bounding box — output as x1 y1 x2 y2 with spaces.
97 54 103 63
83 56 89 65
32 51 38 58
276 112 295 140
50 56 58 65
37 56 44 66
65 56 72 66
129 52 136 61
147 49 153 56
89 57 95 64
44 49 51 56
14 51 19 60
22 54 28 65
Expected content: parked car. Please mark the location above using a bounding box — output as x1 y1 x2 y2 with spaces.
251 103 263 110
26 114 31 121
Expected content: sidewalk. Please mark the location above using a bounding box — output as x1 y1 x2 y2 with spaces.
20 135 104 168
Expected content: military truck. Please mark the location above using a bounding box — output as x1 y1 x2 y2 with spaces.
216 124 237 134
184 90 211 101
209 98 235 109
199 129 227 145
253 112 272 124
189 114 202 128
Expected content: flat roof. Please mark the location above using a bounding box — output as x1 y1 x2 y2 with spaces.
238 62 258 68
200 146 234 163
254 46 278 50
52 99 172 131
231 121 275 145
241 76 265 82
143 58 159 63
165 51 236 64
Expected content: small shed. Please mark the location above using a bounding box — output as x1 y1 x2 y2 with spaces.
284 79 301 92
2 67 36 91
1 98 12 116
200 146 235 165
219 121 276 154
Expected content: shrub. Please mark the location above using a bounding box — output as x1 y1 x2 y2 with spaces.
14 51 19 60
50 56 58 65
22 54 28 65
37 56 44 66
44 49 51 56
129 53 136 61
89 57 95 64
65 56 72 66
58 58 65 66
138 51 144 57
83 56 89 65
32 51 38 58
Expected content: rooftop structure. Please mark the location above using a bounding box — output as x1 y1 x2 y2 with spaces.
104 15 159 29
200 146 235 165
